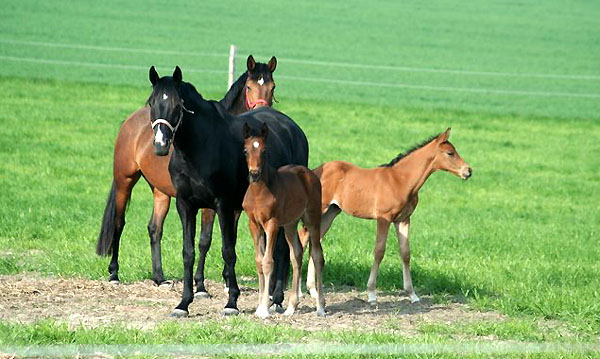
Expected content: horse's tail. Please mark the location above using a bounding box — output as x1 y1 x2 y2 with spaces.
96 180 118 256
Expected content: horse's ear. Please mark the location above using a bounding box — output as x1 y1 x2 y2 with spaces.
173 66 182 84
243 122 252 139
247 55 256 72
267 56 277 73
260 122 269 139
438 128 451 143
149 66 159 86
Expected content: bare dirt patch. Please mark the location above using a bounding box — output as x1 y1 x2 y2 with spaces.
0 274 504 334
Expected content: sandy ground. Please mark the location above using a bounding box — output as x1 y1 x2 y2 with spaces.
0 274 515 336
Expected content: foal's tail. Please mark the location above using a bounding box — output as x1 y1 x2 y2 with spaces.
96 180 118 256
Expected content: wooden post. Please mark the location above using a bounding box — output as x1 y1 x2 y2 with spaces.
227 45 237 90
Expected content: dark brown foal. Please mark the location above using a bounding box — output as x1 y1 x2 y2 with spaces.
242 123 325 318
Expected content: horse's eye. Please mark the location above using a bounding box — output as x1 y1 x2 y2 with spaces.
447 151 455 156
247 86 251 90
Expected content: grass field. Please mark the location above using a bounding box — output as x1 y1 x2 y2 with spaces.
1 0 599 357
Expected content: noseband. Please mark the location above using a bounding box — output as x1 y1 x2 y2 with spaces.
245 86 271 110
150 102 194 135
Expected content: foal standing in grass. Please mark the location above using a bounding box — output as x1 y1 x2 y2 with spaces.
242 123 326 318
301 129 472 305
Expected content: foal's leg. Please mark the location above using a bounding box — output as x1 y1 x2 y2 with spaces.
147 188 171 286
306 221 326 317
247 217 265 310
394 219 420 303
194 208 215 298
257 220 279 319
366 219 391 304
306 205 341 298
283 223 303 316
108 173 141 283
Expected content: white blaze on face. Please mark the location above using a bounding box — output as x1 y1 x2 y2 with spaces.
253 141 260 149
155 127 166 146
257 76 264 86
162 93 168 100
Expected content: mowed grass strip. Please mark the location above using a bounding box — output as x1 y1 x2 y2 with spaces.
0 76 598 338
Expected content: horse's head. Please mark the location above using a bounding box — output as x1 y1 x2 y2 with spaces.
431 128 472 180
243 122 269 182
245 55 277 110
147 66 185 156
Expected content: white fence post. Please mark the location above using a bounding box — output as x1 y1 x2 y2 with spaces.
227 45 237 90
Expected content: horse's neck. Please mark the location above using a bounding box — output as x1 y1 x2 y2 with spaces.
391 145 437 195
219 73 248 115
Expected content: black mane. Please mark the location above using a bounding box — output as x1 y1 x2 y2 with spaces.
218 72 248 110
380 133 441 167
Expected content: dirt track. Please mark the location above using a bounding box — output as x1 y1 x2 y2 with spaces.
0 274 514 335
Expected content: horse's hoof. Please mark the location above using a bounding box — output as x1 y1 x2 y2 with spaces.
109 280 120 285
316 308 326 317
255 306 270 319
270 303 285 314
409 293 421 303
221 307 240 316
367 291 377 306
195 291 211 299
309 288 318 299
283 307 295 316
223 286 229 294
158 281 173 289
169 309 188 318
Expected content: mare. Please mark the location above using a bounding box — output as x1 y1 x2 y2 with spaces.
301 129 472 304
96 56 285 298
242 123 325 318
146 66 308 317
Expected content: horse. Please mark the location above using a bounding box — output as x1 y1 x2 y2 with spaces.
146 66 309 317
242 122 325 318
300 129 472 305
96 56 280 296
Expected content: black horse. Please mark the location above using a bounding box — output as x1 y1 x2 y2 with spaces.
147 66 308 316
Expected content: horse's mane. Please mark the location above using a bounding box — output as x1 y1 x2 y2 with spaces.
379 133 441 167
219 72 248 110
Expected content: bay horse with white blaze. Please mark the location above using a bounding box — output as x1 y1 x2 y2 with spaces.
96 56 282 297
147 67 308 317
301 129 472 304
242 123 325 318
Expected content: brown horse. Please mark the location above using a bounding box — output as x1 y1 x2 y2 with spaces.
301 128 471 305
242 122 325 318
97 56 277 292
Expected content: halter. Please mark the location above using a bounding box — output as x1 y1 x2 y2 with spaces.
150 101 193 135
245 86 270 110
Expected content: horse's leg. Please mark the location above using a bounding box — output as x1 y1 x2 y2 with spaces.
257 220 279 319
269 229 288 313
218 208 241 316
306 205 341 298
283 223 303 316
248 217 265 310
222 210 241 294
108 173 141 283
366 218 391 305
147 188 170 286
170 198 198 318
394 219 420 303
194 208 215 298
306 219 326 317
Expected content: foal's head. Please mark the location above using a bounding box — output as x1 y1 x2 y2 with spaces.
245 55 277 109
431 128 472 180
243 122 269 182
147 66 185 156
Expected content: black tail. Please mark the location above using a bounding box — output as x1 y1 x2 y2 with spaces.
96 180 118 256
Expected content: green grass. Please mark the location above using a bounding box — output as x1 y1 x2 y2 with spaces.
0 0 599 354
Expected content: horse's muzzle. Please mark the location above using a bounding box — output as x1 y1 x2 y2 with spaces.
153 141 171 156
461 166 473 180
248 170 261 182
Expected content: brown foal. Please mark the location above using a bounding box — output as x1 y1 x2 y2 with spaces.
301 129 472 304
242 123 326 318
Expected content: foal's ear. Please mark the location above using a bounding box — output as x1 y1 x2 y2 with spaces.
173 66 182 84
260 122 269 139
149 66 159 86
438 128 451 143
247 55 256 72
243 122 252 139
267 56 277 73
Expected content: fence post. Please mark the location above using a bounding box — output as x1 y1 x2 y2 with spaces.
227 45 237 90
